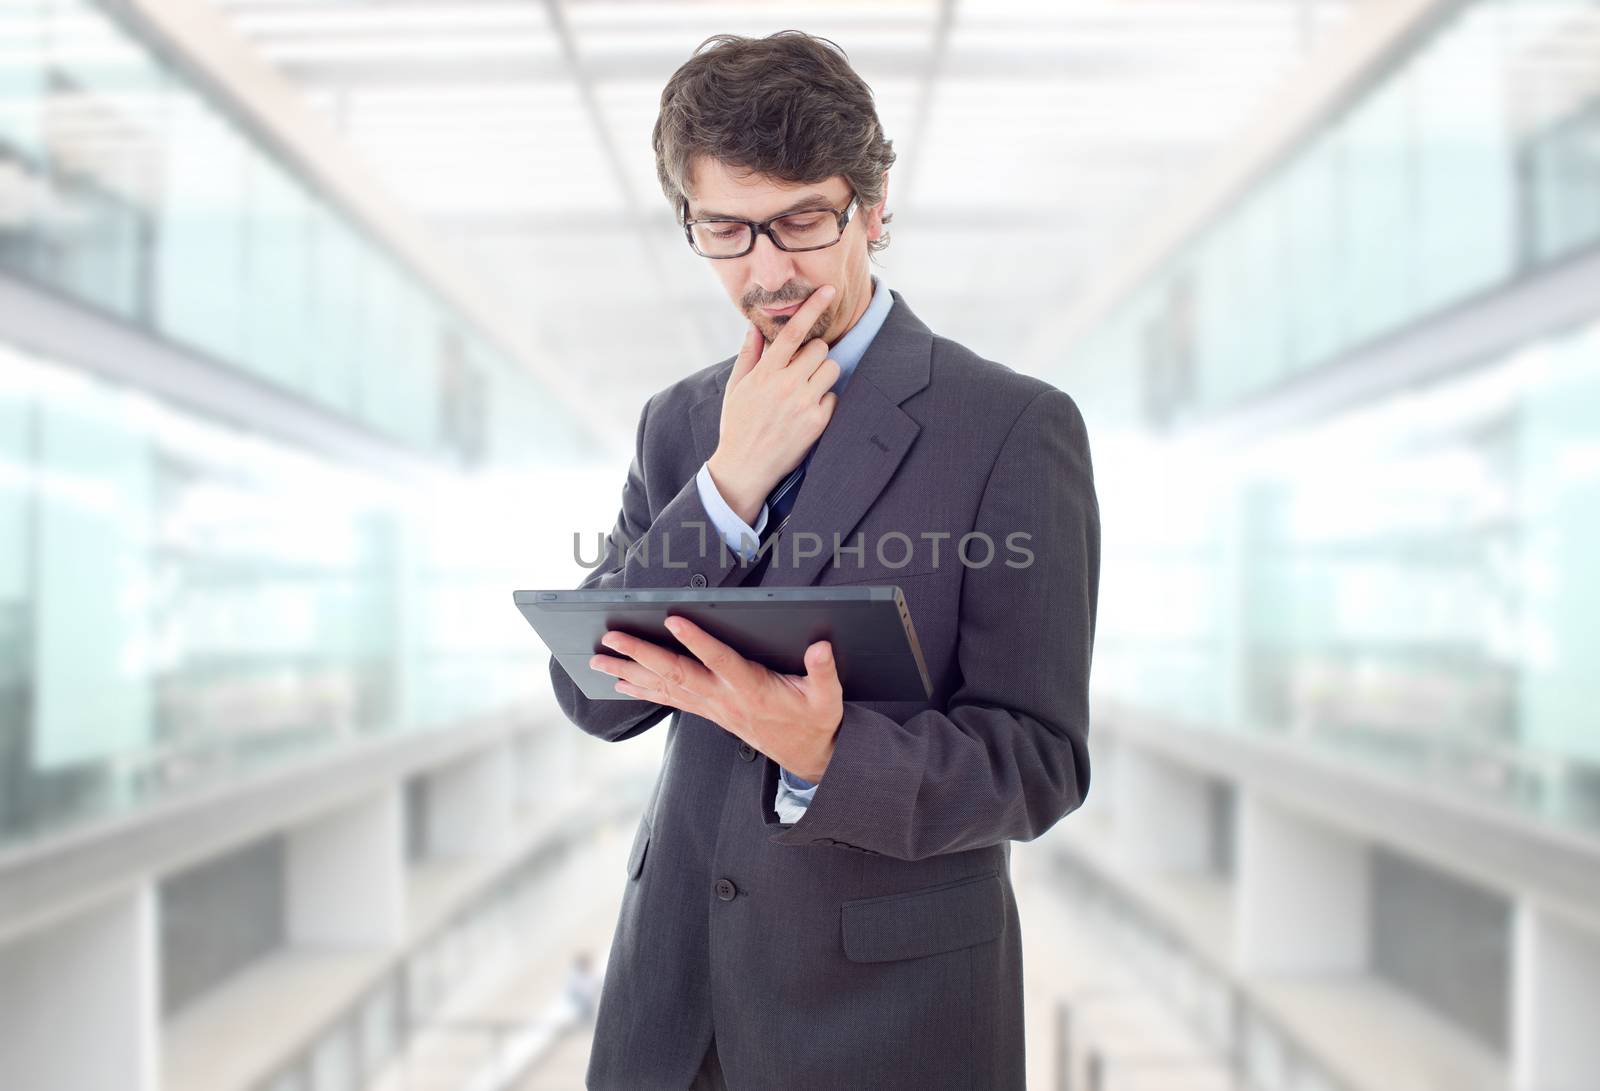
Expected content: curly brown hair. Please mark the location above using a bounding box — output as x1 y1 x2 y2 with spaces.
653 30 896 253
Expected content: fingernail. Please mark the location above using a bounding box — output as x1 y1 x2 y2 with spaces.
820 285 836 299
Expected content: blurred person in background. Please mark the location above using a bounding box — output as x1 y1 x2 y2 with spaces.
565 951 601 1022
551 30 1099 1091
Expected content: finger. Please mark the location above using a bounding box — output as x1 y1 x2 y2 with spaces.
803 640 841 701
804 353 841 391
612 677 687 709
789 337 829 375
599 630 714 699
610 679 654 702
728 323 762 389
663 615 753 687
762 284 836 367
600 656 710 718
589 651 667 692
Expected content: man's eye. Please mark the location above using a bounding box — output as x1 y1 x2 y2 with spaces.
709 226 744 239
779 216 825 231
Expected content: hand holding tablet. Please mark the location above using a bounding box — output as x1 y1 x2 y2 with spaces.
515 586 932 703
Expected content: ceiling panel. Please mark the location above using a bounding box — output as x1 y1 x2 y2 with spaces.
208 0 1354 444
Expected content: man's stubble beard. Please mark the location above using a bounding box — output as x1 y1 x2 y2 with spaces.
751 305 833 346
743 280 838 346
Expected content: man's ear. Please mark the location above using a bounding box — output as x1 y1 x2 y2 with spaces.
867 170 890 240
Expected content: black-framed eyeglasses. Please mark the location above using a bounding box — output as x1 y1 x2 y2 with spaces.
681 191 859 259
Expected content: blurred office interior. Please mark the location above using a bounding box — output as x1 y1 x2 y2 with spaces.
1 0 1598 1088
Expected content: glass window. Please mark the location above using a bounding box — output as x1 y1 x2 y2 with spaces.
242 152 312 387
1233 178 1289 395
37 0 163 320
0 1 47 274
34 378 152 774
0 0 587 470
358 257 407 436
1191 215 1244 410
388 279 437 448
154 93 247 363
1412 2 1517 309
1508 0 1600 262
1516 322 1600 773
0 358 33 838
1092 316 1600 834
0 2 45 157
1338 64 1416 348
306 202 364 415
1526 101 1600 262
1281 134 1343 374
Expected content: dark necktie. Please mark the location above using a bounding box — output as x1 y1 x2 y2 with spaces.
763 457 808 542
755 455 821 790
737 451 812 586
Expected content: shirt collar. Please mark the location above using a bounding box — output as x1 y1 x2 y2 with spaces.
826 274 892 395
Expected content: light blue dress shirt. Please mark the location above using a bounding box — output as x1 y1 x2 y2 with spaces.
694 274 894 821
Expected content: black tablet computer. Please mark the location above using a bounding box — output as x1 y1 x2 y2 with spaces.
516 586 933 703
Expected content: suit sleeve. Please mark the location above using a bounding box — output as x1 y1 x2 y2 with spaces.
771 387 1100 859
548 392 758 743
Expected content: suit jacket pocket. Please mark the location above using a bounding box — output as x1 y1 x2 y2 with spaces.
841 870 1005 963
626 816 651 880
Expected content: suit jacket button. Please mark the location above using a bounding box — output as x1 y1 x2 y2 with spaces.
737 742 756 762
689 572 708 588
715 878 737 901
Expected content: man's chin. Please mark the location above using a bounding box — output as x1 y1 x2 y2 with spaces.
752 312 792 341
758 314 828 342
747 307 831 344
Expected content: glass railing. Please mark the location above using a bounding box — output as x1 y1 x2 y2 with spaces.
1090 315 1600 836
1066 0 1600 839
0 0 594 467
0 0 618 852
1060 0 1600 427
0 339 600 849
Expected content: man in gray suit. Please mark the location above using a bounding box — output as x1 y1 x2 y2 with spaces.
550 31 1099 1091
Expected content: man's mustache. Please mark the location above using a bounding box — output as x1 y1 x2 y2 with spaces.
743 285 814 309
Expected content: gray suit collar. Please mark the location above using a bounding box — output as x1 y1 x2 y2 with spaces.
689 289 933 587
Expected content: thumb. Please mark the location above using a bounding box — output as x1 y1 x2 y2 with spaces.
805 641 836 685
728 324 763 389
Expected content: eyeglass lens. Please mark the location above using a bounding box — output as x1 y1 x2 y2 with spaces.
690 211 841 257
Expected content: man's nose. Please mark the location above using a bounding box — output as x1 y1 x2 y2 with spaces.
747 231 795 293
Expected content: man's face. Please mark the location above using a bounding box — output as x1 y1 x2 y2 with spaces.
684 157 886 346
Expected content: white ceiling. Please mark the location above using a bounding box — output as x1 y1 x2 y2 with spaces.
208 0 1356 442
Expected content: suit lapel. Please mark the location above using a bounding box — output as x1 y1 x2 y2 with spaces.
689 290 933 588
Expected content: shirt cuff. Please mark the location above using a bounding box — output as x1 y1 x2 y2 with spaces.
774 769 817 823
778 767 818 795
695 461 769 562
774 778 812 823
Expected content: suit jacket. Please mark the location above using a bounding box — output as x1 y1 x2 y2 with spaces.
549 290 1100 1090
